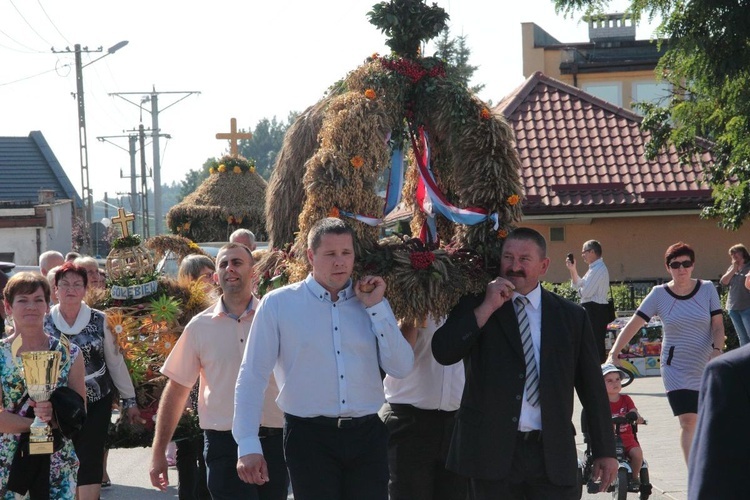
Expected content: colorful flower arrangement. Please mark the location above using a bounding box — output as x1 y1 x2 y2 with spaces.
207 154 256 175
98 234 212 448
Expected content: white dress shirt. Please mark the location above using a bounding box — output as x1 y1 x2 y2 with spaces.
513 284 543 432
384 317 463 411
572 258 610 304
233 274 414 457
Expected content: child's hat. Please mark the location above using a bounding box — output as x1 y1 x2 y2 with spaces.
601 363 627 378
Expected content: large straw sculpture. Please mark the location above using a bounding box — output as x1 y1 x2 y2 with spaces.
167 155 267 242
263 0 524 323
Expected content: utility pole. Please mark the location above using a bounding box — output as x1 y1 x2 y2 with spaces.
138 124 151 238
53 41 128 253
110 87 200 235
97 132 147 235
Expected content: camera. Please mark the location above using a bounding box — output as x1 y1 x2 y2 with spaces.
566 253 574 264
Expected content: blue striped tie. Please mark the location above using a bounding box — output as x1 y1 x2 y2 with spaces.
515 296 540 407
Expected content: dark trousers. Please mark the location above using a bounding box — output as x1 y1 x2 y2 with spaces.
379 403 467 500
284 413 389 500
259 430 289 500
202 429 287 500
73 392 113 485
582 302 612 363
468 433 578 500
176 435 210 500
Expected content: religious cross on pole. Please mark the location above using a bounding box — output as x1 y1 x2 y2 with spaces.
215 117 252 157
111 207 136 237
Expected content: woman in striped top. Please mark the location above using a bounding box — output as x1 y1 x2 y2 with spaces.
606 242 724 464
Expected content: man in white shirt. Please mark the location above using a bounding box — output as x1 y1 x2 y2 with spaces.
380 317 467 500
149 243 287 500
566 239 612 362
233 217 414 500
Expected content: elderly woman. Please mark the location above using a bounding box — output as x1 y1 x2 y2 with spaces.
74 256 106 290
606 242 724 464
0 272 86 499
720 244 750 347
43 262 141 500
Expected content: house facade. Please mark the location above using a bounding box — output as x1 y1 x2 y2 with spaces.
0 131 81 264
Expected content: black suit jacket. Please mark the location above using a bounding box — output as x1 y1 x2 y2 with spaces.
432 287 615 485
688 345 750 500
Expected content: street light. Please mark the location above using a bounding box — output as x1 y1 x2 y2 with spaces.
74 40 128 252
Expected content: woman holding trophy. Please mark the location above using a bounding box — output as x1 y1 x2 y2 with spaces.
0 272 86 498
43 262 141 500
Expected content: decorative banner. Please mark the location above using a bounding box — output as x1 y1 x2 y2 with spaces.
411 127 499 235
110 280 159 301
383 148 405 216
338 210 382 227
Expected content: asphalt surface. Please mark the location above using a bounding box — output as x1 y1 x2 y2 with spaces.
101 375 686 500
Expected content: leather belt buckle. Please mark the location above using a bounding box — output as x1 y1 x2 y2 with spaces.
337 417 353 429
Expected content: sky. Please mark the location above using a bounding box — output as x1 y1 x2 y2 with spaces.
0 0 655 205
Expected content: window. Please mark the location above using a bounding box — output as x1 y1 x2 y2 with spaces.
582 82 622 106
633 81 671 107
550 227 565 242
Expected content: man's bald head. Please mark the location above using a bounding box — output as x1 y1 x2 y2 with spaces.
39 251 65 277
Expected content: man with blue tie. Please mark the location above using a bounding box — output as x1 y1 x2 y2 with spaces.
432 227 617 499
233 217 414 500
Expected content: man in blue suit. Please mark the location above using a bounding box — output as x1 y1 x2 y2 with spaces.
688 345 750 499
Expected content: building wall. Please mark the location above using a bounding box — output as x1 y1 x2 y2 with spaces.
0 201 72 265
524 213 750 284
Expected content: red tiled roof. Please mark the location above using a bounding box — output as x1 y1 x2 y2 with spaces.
493 72 714 216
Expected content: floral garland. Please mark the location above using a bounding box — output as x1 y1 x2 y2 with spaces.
207 154 256 175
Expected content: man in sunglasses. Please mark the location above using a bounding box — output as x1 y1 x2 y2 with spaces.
565 240 612 362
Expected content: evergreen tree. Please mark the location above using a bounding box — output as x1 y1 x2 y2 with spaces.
432 29 484 93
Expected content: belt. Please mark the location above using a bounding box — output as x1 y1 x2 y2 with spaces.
517 430 542 442
258 426 283 438
285 413 378 429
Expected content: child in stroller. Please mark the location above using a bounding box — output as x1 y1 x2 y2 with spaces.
603 363 645 490
579 364 652 499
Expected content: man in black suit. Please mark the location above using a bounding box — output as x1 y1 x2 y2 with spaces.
688 345 750 499
432 227 617 499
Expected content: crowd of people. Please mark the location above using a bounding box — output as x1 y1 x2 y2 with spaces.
0 222 747 499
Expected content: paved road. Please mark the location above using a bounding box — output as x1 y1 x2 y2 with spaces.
101 375 685 500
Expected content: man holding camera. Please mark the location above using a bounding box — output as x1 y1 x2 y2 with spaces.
566 239 612 363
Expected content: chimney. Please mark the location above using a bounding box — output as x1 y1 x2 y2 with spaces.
38 189 55 204
587 13 636 43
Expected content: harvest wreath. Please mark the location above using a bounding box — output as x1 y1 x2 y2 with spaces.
261 0 523 323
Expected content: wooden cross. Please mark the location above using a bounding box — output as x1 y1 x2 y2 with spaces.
111 207 135 237
215 117 252 157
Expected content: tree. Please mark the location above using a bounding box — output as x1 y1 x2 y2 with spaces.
553 0 750 230
177 160 211 202
237 112 298 180
434 30 485 94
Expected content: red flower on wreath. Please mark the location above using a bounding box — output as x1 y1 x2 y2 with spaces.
350 156 365 168
409 251 435 270
328 207 340 218
364 89 377 100
480 107 491 120
507 194 520 206
497 229 508 239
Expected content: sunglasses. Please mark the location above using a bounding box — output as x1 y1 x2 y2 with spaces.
668 260 694 269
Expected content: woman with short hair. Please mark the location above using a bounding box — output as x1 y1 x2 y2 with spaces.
606 242 724 464
721 244 750 346
0 272 86 499
44 262 141 500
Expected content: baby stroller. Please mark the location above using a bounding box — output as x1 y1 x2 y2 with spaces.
578 407 652 499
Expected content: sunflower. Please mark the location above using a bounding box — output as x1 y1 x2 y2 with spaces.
218 164 227 173
153 333 179 358
148 295 181 324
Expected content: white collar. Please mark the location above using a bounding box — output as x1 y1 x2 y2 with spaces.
50 302 91 335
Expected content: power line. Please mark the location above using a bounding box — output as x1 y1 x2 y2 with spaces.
8 0 53 47
0 64 65 86
0 26 45 53
36 0 70 45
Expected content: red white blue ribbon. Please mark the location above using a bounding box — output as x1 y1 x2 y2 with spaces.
411 127 499 237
